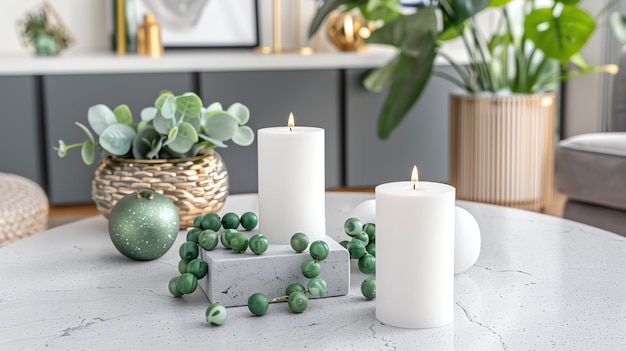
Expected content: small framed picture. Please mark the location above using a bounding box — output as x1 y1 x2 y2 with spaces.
128 0 259 49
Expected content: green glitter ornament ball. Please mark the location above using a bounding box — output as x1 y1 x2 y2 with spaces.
108 189 180 261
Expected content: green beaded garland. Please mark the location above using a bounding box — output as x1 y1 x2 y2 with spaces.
366 242 376 257
286 282 306 296
363 223 376 241
220 229 238 249
358 253 376 274
168 276 183 297
301 258 321 279
186 258 208 279
353 232 369 246
221 212 240 230
178 260 188 274
202 213 221 231
186 227 203 244
307 277 328 298
249 234 269 255
193 215 204 228
205 303 228 326
309 240 329 261
176 272 198 294
360 277 376 299
287 291 309 313
198 230 219 251
240 212 258 231
229 232 249 253
346 240 366 260
339 240 350 249
247 293 269 316
179 241 199 263
344 217 363 237
290 232 309 253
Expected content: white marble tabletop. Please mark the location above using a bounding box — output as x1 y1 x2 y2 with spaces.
1 193 624 350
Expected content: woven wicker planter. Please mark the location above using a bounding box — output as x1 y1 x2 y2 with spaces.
449 92 556 211
92 150 228 229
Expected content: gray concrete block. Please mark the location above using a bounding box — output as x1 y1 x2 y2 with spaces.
199 235 350 307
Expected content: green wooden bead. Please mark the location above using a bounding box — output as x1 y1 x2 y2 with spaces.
205 303 227 326
358 253 376 274
286 282 306 296
179 241 199 263
344 217 363 237
366 242 376 257
168 276 183 297
193 215 204 229
229 232 249 253
187 258 208 279
249 234 269 255
287 291 308 313
309 240 329 261
186 227 203 244
361 277 376 299
247 293 269 316
198 230 219 250
347 240 366 260
301 258 321 279
307 277 328 298
220 229 238 249
339 240 350 249
176 272 198 294
290 232 309 253
240 212 258 231
178 260 188 274
363 223 376 241
202 213 221 231
353 232 369 246
221 212 240 230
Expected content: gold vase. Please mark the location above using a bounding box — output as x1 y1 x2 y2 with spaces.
449 92 556 211
325 8 374 51
92 149 228 229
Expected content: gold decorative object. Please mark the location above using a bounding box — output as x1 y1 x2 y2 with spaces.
325 7 374 51
449 92 556 211
0 173 48 247
17 2 74 56
136 12 163 57
256 0 314 55
92 150 228 229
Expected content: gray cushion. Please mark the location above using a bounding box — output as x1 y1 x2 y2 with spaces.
555 132 626 211
563 200 626 237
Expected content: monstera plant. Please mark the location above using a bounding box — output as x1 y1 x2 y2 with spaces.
310 0 620 139
55 91 254 164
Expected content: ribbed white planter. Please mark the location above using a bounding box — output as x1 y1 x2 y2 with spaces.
449 92 556 211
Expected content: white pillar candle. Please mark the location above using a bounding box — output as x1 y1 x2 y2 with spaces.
375 166 455 329
257 114 325 244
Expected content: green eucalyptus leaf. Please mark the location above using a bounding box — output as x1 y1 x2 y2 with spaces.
160 95 176 119
175 92 203 119
232 126 255 146
203 112 239 141
166 122 198 153
227 102 250 125
363 54 400 93
56 140 68 158
198 133 228 148
153 112 176 135
524 5 595 63
140 107 158 121
113 104 133 125
81 139 95 165
183 114 201 131
155 90 174 110
87 104 117 135
146 137 164 159
163 126 178 146
132 126 161 159
99 123 136 156
205 102 223 112
610 12 626 44
75 122 95 143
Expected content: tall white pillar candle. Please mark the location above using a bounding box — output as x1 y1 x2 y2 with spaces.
375 166 455 328
257 115 325 244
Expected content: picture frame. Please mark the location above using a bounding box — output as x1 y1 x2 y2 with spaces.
127 0 259 49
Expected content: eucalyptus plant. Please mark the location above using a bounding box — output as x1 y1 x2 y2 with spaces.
310 0 621 139
55 91 254 165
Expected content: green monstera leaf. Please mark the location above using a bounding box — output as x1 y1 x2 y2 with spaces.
99 123 136 156
88 104 117 135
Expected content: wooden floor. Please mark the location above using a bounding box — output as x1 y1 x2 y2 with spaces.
48 189 567 229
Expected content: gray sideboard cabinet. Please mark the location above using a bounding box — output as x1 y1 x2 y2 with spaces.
43 73 195 204
199 70 342 193
0 76 44 186
344 67 459 187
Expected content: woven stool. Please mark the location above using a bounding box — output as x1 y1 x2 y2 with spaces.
0 173 49 246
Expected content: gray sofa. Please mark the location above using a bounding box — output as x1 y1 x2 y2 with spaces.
555 49 626 237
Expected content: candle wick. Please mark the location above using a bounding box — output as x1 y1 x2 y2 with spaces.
413 183 416 190
289 127 292 132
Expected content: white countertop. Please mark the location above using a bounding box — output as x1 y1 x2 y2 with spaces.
2 193 624 350
0 46 398 75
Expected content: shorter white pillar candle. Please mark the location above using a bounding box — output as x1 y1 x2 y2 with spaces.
375 167 455 329
257 115 325 244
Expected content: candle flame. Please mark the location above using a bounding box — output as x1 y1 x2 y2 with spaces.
411 165 418 190
288 113 295 130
